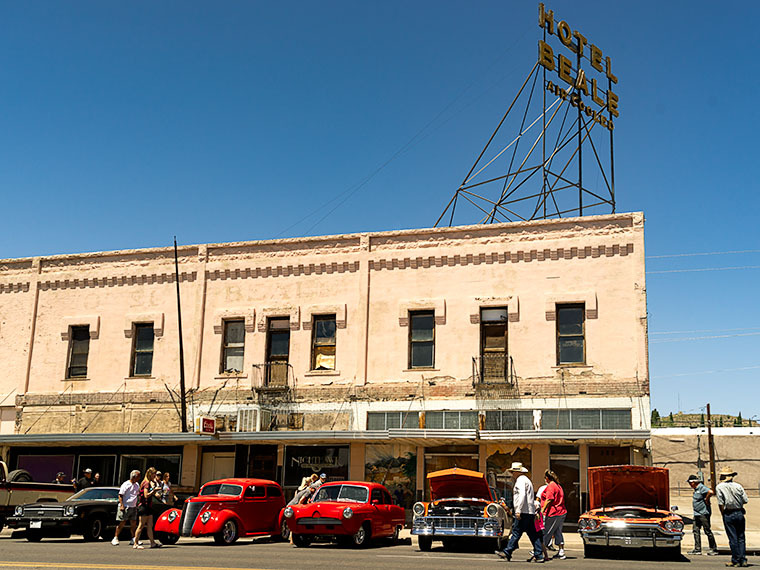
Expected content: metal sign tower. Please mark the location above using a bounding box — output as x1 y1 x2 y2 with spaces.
436 4 618 227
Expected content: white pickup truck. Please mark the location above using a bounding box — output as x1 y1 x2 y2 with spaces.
0 461 74 530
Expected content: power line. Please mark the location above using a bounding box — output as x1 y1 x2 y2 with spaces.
647 265 760 275
647 249 760 259
651 365 760 379
651 327 760 335
650 332 760 343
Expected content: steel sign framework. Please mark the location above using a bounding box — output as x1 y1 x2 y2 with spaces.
436 4 618 226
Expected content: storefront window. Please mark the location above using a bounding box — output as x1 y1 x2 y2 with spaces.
364 444 417 511
283 445 349 489
485 444 532 507
119 455 182 485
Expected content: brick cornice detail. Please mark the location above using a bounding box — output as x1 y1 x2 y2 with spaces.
206 261 359 282
39 272 197 291
370 243 633 272
0 282 30 294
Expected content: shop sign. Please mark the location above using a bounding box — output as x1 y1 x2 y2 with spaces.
195 416 216 435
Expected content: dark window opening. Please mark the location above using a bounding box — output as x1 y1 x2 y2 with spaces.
409 310 434 368
67 325 90 378
557 304 585 365
130 324 154 377
311 315 336 370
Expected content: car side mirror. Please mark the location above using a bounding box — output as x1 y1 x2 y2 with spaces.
670 506 678 512
371 499 380 505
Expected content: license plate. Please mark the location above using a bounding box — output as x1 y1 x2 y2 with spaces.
30 521 42 529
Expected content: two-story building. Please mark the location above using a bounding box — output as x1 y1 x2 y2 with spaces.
0 212 650 518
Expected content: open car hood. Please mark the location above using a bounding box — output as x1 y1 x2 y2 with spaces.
588 465 670 510
428 467 492 501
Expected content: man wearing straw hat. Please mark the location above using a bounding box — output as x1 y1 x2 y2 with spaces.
495 462 544 563
716 466 748 568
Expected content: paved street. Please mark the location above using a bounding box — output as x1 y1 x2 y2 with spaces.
0 530 754 570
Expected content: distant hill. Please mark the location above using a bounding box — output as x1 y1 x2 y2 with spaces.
651 409 756 428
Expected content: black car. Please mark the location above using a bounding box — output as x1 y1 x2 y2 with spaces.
6 486 171 542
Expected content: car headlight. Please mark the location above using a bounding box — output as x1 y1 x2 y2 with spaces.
64 505 76 517
485 503 499 517
168 510 178 522
200 511 211 524
671 519 684 531
283 507 294 519
14 506 23 517
412 502 425 517
660 519 683 532
342 507 353 519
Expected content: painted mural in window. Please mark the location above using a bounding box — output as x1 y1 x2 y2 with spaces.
364 444 417 511
485 444 532 508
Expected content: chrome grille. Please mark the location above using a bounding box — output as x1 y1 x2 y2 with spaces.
23 507 65 518
425 516 479 530
180 502 205 536
297 517 341 525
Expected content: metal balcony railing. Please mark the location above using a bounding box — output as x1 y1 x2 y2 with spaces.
472 353 515 385
251 361 293 389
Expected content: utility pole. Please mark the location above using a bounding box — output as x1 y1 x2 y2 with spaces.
174 237 188 433
706 403 717 492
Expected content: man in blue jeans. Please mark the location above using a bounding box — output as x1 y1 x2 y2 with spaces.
716 466 748 568
495 462 544 563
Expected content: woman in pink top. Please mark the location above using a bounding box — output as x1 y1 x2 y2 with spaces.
540 470 567 560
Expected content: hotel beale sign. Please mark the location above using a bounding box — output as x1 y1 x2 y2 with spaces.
538 3 618 132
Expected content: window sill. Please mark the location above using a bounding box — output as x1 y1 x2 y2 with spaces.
126 376 155 380
214 374 247 380
552 364 591 369
304 370 341 377
63 377 90 381
402 368 439 372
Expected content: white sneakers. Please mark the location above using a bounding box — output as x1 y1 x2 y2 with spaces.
111 537 119 546
555 549 566 560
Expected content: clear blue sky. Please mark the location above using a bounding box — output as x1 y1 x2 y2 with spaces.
1 1 758 419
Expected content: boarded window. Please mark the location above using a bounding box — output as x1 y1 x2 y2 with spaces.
131 323 154 376
556 304 585 364
311 315 336 370
480 307 508 380
266 317 290 386
222 320 245 373
409 310 435 368
67 325 90 378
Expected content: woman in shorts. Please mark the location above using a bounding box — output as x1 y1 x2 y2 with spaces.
133 467 162 549
540 470 567 560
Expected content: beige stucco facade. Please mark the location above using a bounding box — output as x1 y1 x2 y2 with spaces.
0 212 650 514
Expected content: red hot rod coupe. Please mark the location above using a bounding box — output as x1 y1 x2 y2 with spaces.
154 478 288 545
283 481 404 548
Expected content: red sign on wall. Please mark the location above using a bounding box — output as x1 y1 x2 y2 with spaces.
195 416 216 435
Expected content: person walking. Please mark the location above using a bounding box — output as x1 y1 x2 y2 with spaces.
686 474 718 556
716 466 748 568
540 470 567 560
161 472 176 506
112 470 141 546
133 467 162 549
496 462 544 563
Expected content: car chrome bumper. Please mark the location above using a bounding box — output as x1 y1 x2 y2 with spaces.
581 532 683 548
412 516 501 538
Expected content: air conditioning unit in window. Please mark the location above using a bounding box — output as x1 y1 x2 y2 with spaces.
236 407 258 432
260 409 273 431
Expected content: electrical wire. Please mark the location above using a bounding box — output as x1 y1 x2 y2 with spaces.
650 332 760 343
647 265 760 275
647 249 760 259
651 327 760 335
651 365 760 379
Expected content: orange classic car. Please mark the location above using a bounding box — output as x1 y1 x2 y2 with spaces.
578 465 684 559
411 467 509 551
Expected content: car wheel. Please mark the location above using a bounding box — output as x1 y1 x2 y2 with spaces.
82 516 104 541
351 522 371 548
273 519 290 542
390 525 400 544
26 531 43 542
292 533 311 548
213 519 239 545
156 531 179 545
8 469 33 482
418 536 433 551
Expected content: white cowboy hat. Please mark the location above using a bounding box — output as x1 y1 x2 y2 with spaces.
507 462 529 473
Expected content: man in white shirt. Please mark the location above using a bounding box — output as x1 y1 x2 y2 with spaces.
112 470 141 546
496 462 544 562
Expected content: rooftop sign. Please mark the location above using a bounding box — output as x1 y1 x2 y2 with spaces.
537 3 619 131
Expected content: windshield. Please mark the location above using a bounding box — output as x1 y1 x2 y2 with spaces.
69 488 119 501
313 484 369 504
200 484 243 497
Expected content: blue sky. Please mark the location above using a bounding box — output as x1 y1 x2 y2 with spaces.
1 1 758 419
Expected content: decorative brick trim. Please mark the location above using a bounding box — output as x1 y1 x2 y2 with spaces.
302 304 347 330
0 282 30 294
206 261 359 282
40 272 196 291
545 291 598 321
61 316 100 340
469 296 519 324
370 243 633 272
212 309 256 334
398 299 446 326
124 313 165 338
257 306 300 332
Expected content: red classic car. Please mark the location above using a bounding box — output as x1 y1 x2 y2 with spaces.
283 481 404 547
154 478 288 545
578 465 684 559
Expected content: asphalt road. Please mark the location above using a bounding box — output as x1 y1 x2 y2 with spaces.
0 532 753 570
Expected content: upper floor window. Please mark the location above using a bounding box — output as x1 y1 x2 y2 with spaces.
311 315 336 370
266 317 290 386
367 411 419 430
480 307 508 380
221 320 245 373
484 410 534 430
556 303 585 365
67 325 90 378
131 323 155 377
425 411 478 429
409 310 435 368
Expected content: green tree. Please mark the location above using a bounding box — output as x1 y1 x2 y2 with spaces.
737 412 743 427
651 409 661 427
668 412 674 426
699 413 705 427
